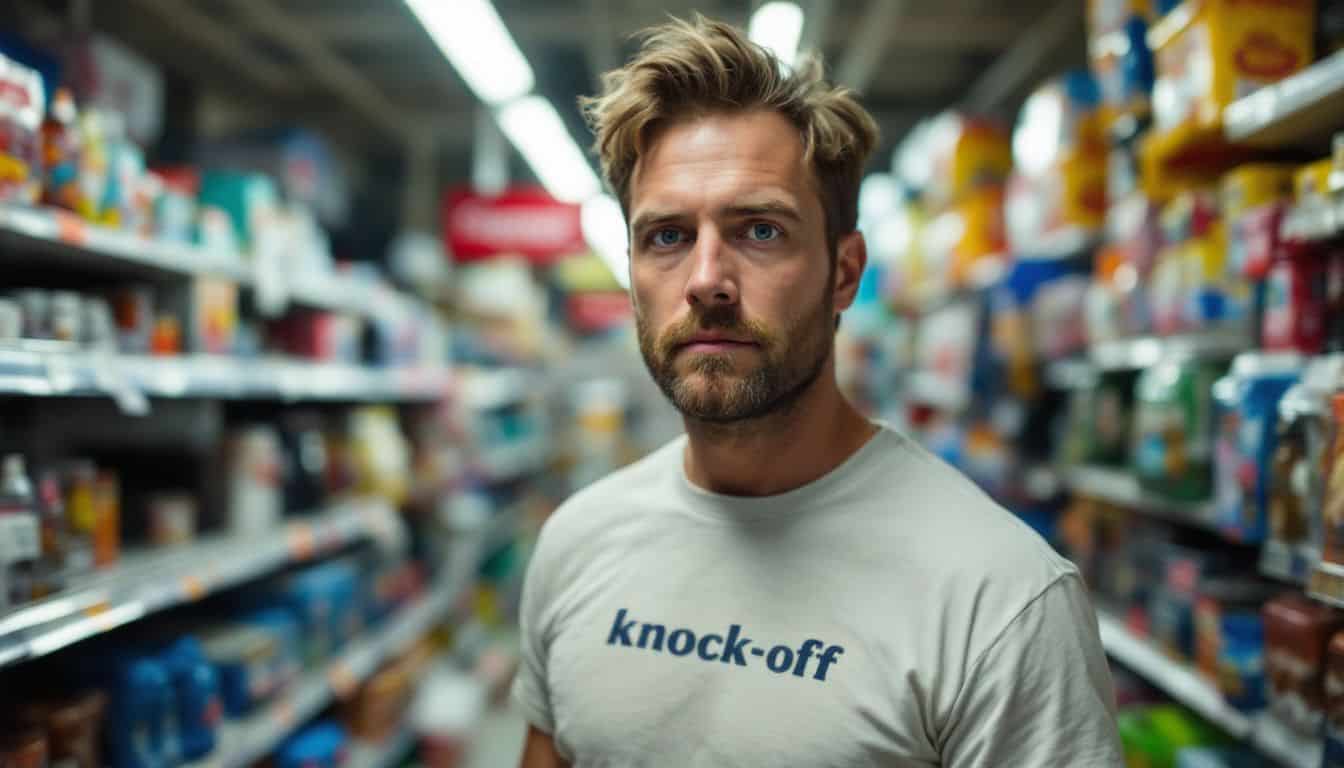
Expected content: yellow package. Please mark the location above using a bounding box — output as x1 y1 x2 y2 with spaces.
1059 146 1111 231
1296 157 1335 203
924 112 1012 211
945 185 1007 288
1149 0 1316 133
1221 164 1296 219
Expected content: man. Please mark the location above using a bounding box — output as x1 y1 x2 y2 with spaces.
514 14 1122 767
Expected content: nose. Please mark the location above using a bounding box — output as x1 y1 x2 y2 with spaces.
684 228 738 309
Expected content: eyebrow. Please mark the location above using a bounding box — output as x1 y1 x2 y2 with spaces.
630 199 802 235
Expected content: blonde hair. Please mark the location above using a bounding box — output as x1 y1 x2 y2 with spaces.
580 14 879 248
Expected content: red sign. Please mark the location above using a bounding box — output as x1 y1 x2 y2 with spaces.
566 291 633 333
443 186 586 265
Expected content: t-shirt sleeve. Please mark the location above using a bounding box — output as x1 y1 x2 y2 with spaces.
939 573 1123 768
510 526 557 735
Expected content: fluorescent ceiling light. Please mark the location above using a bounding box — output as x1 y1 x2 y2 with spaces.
496 96 602 204
405 0 533 104
748 1 805 70
581 195 630 289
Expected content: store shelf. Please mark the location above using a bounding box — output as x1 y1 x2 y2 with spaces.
1088 329 1251 371
1097 610 1252 738
0 203 253 283
1097 611 1324 767
1281 199 1344 244
0 347 450 406
1012 227 1101 260
460 367 535 411
1252 712 1324 768
1260 540 1316 586
474 437 551 483
1224 50 1344 150
348 727 416 768
1061 465 1220 532
0 500 400 669
185 565 472 768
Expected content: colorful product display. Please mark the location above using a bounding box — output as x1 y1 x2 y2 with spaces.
1132 357 1224 501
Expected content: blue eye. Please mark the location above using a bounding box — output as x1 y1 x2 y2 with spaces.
746 222 781 242
651 228 685 248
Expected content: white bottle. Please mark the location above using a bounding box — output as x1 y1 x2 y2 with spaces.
0 454 41 611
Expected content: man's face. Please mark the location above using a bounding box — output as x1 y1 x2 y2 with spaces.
627 110 857 424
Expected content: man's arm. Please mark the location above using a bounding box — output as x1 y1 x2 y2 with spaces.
939 574 1124 767
519 725 570 768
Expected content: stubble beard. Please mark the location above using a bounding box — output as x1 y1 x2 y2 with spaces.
635 291 834 427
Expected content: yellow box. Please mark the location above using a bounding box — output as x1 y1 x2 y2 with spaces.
1220 163 1296 220
1149 0 1316 133
924 113 1012 211
1295 157 1335 202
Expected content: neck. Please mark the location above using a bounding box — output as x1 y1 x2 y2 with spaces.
681 359 878 497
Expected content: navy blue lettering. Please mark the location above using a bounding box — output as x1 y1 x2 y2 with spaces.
696 633 723 660
668 629 695 656
815 645 845 681
793 639 823 678
637 623 666 651
721 624 752 666
607 611 840 682
766 645 794 673
607 609 634 646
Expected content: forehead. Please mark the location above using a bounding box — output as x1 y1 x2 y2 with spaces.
629 110 816 215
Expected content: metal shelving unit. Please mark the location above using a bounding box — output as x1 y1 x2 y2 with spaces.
1088 330 1251 372
0 500 400 668
0 347 450 406
1097 611 1322 768
1061 465 1221 533
183 562 474 768
1224 50 1344 150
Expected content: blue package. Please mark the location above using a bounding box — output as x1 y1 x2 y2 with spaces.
159 636 222 760
1213 355 1302 543
200 622 284 717
104 655 177 768
1216 613 1266 711
1120 18 1155 105
276 721 349 768
241 607 304 690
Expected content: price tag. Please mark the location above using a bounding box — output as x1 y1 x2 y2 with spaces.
288 525 315 559
181 575 206 602
93 354 150 416
274 697 296 730
54 211 88 246
327 663 358 698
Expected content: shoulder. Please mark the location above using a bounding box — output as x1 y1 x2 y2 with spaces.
869 428 1074 579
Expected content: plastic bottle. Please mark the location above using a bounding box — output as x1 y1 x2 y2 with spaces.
0 454 41 610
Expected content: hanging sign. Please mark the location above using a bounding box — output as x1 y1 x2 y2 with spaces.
443 186 585 265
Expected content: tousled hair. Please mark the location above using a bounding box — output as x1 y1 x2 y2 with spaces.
579 14 879 249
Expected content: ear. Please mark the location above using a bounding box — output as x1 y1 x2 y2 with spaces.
831 230 867 313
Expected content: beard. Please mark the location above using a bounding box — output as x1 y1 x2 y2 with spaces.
635 289 834 425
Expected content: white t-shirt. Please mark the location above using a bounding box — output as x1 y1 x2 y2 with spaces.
512 426 1123 767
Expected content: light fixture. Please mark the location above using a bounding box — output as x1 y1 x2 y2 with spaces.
496 96 602 204
581 195 630 289
748 1 805 70
405 0 534 105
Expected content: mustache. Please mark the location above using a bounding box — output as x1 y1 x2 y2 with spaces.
656 306 774 357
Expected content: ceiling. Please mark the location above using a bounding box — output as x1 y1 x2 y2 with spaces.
6 0 1088 195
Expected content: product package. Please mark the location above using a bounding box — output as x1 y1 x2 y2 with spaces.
1133 357 1225 501
1265 593 1344 735
1212 354 1302 542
